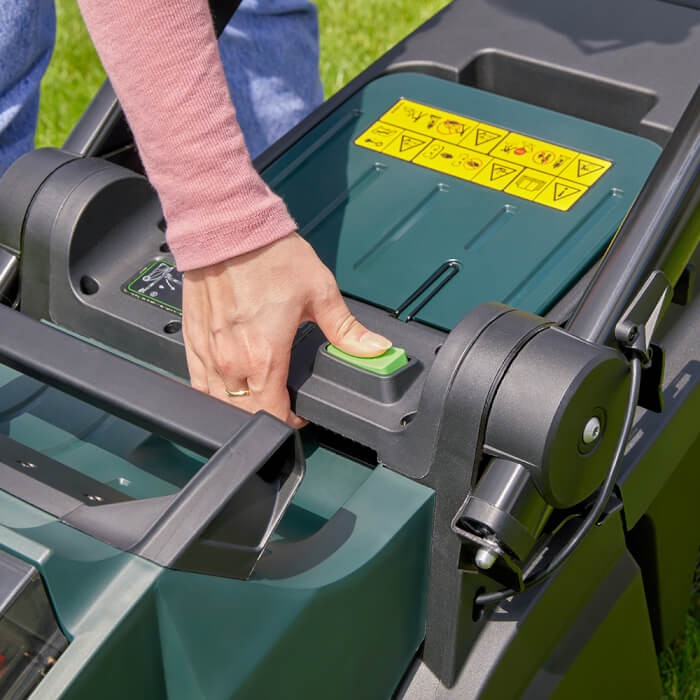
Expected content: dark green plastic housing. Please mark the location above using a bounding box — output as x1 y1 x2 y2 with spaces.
263 73 660 329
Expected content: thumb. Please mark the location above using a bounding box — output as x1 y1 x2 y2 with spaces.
313 286 392 358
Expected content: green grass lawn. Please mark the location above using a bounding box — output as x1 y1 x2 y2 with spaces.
37 0 452 147
37 1 699 697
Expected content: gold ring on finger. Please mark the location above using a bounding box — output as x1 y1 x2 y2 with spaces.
224 387 250 398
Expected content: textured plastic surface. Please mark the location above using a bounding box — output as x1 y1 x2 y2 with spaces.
326 344 408 374
263 73 660 330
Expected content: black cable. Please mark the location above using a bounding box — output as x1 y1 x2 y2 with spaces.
475 355 642 607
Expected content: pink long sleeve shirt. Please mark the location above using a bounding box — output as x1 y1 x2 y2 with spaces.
77 0 297 271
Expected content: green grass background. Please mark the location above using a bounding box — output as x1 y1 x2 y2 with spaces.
37 0 452 147
37 2 698 697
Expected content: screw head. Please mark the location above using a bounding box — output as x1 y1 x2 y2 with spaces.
85 494 104 503
582 416 602 445
627 326 638 343
475 547 498 570
17 460 36 469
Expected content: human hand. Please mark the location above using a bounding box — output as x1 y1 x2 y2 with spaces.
182 232 392 427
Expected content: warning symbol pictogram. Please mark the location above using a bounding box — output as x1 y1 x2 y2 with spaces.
437 120 467 137
460 123 508 152
561 154 612 186
382 130 432 161
475 129 502 146
380 99 478 143
535 178 587 211
399 135 427 152
463 157 484 171
578 159 604 177
490 163 518 181
553 182 580 201
357 98 611 210
533 150 555 166
472 159 522 190
413 142 491 181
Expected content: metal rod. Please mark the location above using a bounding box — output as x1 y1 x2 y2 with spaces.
567 86 700 346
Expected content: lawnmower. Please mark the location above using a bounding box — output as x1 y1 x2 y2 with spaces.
0 0 697 697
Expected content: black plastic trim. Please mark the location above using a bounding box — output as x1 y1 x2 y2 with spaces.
568 86 700 345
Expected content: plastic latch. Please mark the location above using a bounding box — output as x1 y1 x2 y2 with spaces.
325 344 408 375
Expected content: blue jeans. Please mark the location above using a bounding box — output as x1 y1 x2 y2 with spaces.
0 0 323 176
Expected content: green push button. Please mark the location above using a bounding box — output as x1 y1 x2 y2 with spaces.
326 344 408 375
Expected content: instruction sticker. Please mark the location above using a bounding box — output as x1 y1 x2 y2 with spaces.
504 168 555 201
560 154 612 186
382 129 431 161
472 159 522 191
122 260 183 315
491 133 578 176
460 124 509 154
534 179 587 211
355 122 402 152
413 141 491 181
354 98 614 211
380 99 479 144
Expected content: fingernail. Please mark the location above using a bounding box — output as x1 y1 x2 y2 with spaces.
360 332 392 353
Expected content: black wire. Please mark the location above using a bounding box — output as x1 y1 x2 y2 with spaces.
475 356 642 607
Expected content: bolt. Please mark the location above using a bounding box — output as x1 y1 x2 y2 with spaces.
582 416 602 445
17 460 36 469
475 547 498 570
85 494 103 503
627 326 638 343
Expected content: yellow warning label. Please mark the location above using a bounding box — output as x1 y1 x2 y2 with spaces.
382 130 431 161
354 98 612 211
535 179 588 211
504 168 554 201
491 133 578 176
460 123 508 154
381 99 479 144
413 141 491 181
354 122 402 152
560 154 612 186
472 159 523 191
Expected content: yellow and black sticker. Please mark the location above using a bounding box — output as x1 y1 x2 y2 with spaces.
472 159 522 191
380 100 479 144
355 122 402 152
490 133 578 176
504 168 554 201
560 154 612 186
460 124 509 154
382 130 431 161
535 179 588 211
353 98 613 211
413 141 492 181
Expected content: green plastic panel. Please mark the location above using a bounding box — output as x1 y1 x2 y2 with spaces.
263 73 661 329
0 365 204 499
0 360 434 699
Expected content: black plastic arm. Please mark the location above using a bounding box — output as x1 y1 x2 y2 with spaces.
0 305 244 455
0 305 305 579
567 85 700 345
65 414 303 579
